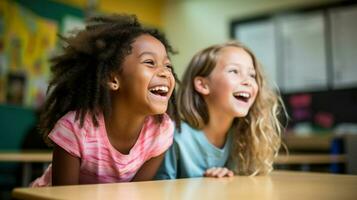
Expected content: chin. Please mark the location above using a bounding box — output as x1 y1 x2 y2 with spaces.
149 105 168 115
234 110 249 117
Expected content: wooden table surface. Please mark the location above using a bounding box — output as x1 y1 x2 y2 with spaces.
0 151 52 162
12 171 357 200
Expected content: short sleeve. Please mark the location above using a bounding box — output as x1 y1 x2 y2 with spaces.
148 114 175 158
48 113 84 158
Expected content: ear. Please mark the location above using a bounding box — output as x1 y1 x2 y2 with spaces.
107 75 120 91
194 76 210 95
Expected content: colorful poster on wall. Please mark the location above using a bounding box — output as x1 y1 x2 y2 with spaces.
1 0 58 108
6 72 26 105
62 15 84 37
27 19 58 108
0 1 7 103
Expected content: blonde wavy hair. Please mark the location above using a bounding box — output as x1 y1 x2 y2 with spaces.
177 41 286 176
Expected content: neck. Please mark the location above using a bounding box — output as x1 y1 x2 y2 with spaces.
202 107 234 148
104 95 146 153
106 109 145 138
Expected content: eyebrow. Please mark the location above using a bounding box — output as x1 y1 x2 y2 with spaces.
227 63 255 71
138 52 169 60
139 52 155 57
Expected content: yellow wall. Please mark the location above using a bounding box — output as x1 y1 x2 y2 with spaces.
56 0 164 28
98 0 164 28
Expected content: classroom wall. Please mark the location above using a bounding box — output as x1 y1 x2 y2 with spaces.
163 0 344 78
0 105 36 150
54 0 165 28
0 0 167 151
97 0 165 28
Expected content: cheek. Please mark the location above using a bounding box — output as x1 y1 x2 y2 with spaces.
212 75 232 88
210 78 234 97
218 77 236 91
141 68 154 79
252 84 259 100
128 71 152 94
137 70 154 88
167 75 176 97
169 74 176 88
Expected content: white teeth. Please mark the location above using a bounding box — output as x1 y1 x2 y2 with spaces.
149 86 169 93
234 92 250 98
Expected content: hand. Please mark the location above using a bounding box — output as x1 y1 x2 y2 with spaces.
204 167 234 178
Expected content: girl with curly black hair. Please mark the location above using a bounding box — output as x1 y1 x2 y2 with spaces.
31 13 179 186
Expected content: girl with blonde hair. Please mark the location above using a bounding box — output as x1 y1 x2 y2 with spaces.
155 41 285 178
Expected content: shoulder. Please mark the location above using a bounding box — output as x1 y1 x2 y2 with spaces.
52 111 78 133
141 114 175 157
49 111 97 158
160 113 175 133
51 111 101 138
146 114 174 136
173 122 201 142
57 111 76 124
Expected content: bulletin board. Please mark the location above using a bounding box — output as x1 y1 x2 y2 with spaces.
330 5 357 89
230 2 357 93
278 11 328 92
233 18 279 88
230 1 357 129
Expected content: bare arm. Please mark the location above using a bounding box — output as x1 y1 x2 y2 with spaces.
52 144 80 185
131 153 165 182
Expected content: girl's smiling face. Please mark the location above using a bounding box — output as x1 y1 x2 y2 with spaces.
202 46 258 118
114 34 175 115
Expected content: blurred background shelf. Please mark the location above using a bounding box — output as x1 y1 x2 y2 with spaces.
283 134 334 151
275 154 346 164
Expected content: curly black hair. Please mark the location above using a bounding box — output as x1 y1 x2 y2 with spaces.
39 14 180 144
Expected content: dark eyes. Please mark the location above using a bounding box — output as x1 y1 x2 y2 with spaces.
229 69 256 78
229 69 239 74
144 60 155 65
165 64 173 71
143 60 173 71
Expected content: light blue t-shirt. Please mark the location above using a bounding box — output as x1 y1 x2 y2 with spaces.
155 122 233 179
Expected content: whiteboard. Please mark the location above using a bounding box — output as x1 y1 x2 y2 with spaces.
330 5 357 89
234 19 279 88
278 11 328 92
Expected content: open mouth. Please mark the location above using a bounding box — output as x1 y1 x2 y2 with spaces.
149 85 169 97
233 92 250 103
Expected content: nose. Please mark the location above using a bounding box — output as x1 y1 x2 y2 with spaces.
241 76 252 87
157 66 171 78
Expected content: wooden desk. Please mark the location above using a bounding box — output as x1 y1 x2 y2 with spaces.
0 152 52 162
12 171 357 200
0 151 52 186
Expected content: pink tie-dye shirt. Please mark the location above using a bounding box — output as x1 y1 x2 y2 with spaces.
31 111 174 187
